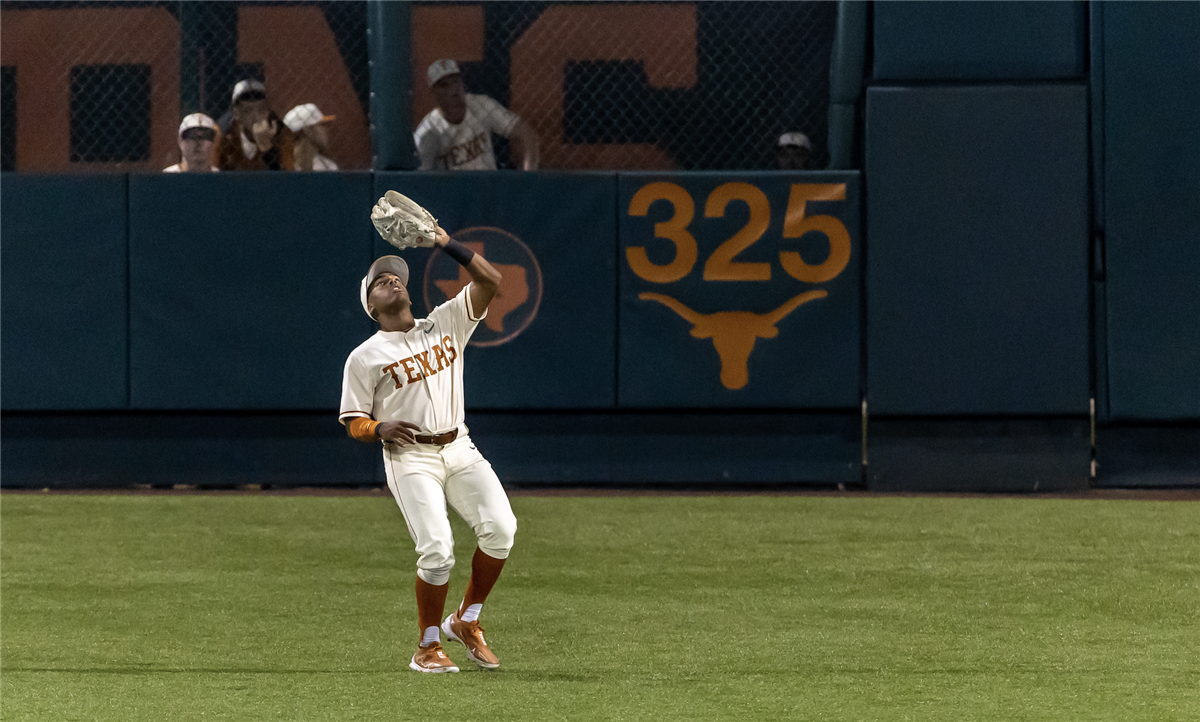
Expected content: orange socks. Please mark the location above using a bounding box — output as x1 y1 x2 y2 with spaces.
414 576 449 646
458 547 507 617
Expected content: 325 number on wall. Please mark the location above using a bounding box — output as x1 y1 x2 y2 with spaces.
625 182 850 284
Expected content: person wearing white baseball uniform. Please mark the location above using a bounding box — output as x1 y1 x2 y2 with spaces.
339 226 516 674
414 59 539 171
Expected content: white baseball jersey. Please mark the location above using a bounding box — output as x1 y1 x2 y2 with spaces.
339 286 486 434
414 94 520 171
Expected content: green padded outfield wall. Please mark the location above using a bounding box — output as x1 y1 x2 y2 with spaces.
873 1 1087 80
617 172 861 409
128 172 375 409
865 86 1090 415
1 174 129 409
1101 2 1200 421
373 172 618 409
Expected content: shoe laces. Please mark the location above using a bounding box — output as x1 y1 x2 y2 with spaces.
461 619 487 645
418 642 451 661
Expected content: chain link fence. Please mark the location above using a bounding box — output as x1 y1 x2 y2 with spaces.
412 2 835 170
0 1 371 172
2 1 835 173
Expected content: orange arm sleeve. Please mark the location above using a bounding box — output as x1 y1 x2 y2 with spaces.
346 417 381 443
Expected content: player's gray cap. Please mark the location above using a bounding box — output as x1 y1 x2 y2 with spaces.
360 255 410 320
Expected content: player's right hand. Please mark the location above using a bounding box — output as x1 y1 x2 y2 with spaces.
377 420 420 446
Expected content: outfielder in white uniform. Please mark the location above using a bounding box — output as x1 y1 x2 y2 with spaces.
414 59 539 171
340 225 516 673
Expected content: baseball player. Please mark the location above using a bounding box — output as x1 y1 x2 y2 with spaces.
414 59 540 171
339 221 517 674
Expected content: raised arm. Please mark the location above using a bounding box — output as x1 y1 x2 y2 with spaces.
433 225 502 314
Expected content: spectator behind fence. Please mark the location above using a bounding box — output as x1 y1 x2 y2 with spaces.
218 80 295 171
414 59 539 171
776 132 816 171
164 114 219 173
283 103 338 172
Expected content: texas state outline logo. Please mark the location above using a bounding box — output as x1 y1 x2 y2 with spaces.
422 226 543 347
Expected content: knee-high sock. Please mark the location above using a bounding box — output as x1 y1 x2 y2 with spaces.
459 547 507 616
415 576 449 639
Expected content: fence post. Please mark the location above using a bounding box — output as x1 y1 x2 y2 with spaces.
178 2 239 120
827 0 867 170
367 0 417 170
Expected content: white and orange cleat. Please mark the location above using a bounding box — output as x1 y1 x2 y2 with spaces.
441 612 500 669
409 642 460 674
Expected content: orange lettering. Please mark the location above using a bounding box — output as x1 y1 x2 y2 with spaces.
442 336 458 363
415 351 438 378
383 362 403 389
511 5 696 169
238 6 371 169
432 344 449 371
400 357 423 383
1 7 180 171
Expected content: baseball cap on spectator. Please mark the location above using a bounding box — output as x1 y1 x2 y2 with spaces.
231 79 267 104
777 132 813 151
178 113 218 141
283 103 336 133
427 59 460 87
360 256 410 320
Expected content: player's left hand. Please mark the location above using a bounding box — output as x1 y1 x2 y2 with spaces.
378 420 420 446
371 191 439 250
433 224 451 248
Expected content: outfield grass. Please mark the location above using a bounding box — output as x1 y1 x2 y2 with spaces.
1 492 1197 721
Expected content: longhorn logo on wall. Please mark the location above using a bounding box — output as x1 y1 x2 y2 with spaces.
639 291 828 390
626 181 853 391
423 227 543 347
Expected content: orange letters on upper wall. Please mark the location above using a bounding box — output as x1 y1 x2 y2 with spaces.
1 8 179 171
238 6 371 170
510 5 697 170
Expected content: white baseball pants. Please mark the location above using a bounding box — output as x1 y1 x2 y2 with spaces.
381 430 517 586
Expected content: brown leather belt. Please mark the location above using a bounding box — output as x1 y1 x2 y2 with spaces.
414 428 458 446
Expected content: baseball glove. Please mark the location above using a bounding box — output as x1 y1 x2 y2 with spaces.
370 190 438 250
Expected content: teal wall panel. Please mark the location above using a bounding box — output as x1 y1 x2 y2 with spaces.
617 172 861 408
873 1 1087 81
1 174 128 409
128 173 374 409
865 86 1090 415
373 172 618 409
1102 2 1200 421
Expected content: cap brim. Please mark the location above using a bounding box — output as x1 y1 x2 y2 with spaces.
360 256 410 319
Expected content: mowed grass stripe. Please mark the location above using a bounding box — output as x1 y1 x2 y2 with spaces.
2 494 1196 721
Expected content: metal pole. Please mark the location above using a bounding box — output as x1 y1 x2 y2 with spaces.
367 0 417 170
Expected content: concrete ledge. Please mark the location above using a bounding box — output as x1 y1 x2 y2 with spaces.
1 411 862 489
866 417 1091 493
1095 424 1200 487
